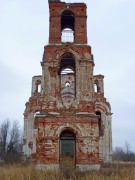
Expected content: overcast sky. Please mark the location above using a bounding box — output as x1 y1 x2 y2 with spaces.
0 0 135 150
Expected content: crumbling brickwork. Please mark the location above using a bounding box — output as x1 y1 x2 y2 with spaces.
23 0 112 170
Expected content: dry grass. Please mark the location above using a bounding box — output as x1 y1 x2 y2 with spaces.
0 162 135 180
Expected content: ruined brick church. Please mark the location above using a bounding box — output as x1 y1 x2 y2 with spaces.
23 0 112 170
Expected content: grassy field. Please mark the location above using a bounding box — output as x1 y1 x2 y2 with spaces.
0 162 135 180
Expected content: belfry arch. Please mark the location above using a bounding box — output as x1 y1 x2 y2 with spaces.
59 53 76 107
61 10 75 42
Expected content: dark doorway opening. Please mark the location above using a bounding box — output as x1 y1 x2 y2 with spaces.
96 111 102 137
60 130 76 170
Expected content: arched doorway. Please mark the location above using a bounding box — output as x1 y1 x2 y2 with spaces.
60 130 76 169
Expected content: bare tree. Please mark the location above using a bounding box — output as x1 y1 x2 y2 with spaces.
8 121 20 153
0 119 23 163
125 141 131 154
0 119 10 160
6 120 22 163
113 142 135 162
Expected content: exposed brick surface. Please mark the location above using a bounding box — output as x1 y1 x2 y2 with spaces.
23 0 112 170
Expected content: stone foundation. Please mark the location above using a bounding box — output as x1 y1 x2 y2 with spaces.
36 164 59 171
36 164 100 171
76 164 100 171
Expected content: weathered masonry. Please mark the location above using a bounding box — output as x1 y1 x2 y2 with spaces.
23 0 112 171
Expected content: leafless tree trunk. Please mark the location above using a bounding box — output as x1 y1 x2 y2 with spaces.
0 119 22 163
8 121 20 153
125 141 131 154
0 120 10 160
6 120 22 163
113 142 135 162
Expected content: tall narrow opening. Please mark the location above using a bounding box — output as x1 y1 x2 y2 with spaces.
59 53 76 106
61 10 75 42
94 81 100 93
96 111 102 137
38 84 41 93
35 80 41 93
60 130 76 169
94 84 98 93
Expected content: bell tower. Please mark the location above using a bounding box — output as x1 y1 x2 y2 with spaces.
23 0 112 171
49 0 87 44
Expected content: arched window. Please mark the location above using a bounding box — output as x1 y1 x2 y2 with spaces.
94 82 100 93
38 84 41 93
59 53 76 98
94 84 98 93
35 80 41 93
61 10 75 42
96 111 102 137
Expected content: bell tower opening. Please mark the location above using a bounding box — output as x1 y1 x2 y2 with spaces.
61 10 75 42
59 53 76 107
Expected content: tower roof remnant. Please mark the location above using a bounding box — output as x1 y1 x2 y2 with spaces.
48 0 60 2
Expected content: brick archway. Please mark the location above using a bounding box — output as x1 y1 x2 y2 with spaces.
53 123 82 137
